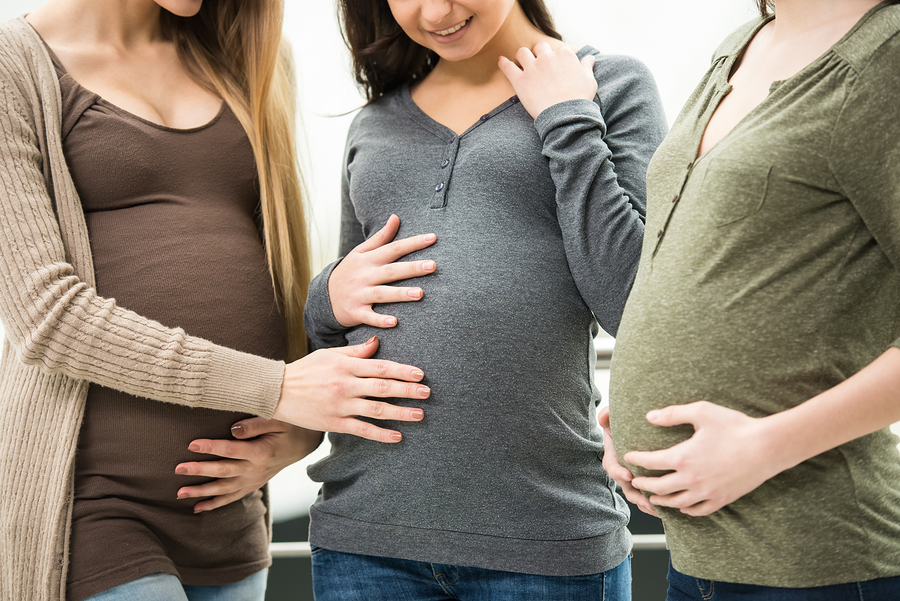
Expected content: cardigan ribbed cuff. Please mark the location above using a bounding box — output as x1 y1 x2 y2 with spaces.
203 345 284 418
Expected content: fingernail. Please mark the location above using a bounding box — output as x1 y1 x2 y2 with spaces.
385 317 397 326
194 508 203 514
231 424 245 437
411 369 424 380
408 289 422 299
417 386 430 398
188 443 201 453
390 433 403 442
410 409 424 420
175 466 188 475
423 261 436 271
366 336 377 345
647 410 659 421
177 492 189 500
424 233 436 242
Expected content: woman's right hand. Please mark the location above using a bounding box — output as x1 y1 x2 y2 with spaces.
329 214 437 328
598 407 659 517
272 336 428 443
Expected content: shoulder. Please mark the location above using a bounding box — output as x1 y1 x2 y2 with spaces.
711 17 769 63
835 2 900 77
0 18 52 100
348 87 406 135
586 50 659 94
579 48 665 119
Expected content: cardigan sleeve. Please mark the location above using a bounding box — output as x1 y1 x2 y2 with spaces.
0 59 285 418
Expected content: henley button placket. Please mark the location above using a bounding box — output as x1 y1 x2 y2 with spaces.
431 134 460 209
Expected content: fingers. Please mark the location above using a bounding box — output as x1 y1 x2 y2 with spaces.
231 417 288 439
621 479 660 518
355 214 401 253
193 491 248 513
372 234 437 265
631 472 687 497
175 459 245 479
623 449 678 472
329 416 414 444
531 40 553 56
334 335 381 358
597 406 611 429
376 258 437 285
498 55 522 81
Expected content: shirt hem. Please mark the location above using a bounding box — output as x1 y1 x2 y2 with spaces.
309 506 632 577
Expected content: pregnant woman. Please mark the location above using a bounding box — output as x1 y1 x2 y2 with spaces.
605 0 900 599
0 0 430 599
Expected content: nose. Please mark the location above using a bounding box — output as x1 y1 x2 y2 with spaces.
421 0 453 24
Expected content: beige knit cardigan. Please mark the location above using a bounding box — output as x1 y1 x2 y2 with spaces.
0 18 287 600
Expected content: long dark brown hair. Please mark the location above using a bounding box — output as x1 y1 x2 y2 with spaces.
757 0 775 15
161 1 311 360
338 1 563 102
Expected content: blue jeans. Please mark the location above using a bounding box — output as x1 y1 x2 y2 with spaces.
667 561 900 600
310 546 631 600
82 570 267 601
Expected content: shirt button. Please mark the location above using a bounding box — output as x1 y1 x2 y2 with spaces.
441 159 450 169
687 161 694 169
596 452 604 461
511 96 520 104
480 114 490 121
671 194 678 203
435 182 445 192
656 229 664 238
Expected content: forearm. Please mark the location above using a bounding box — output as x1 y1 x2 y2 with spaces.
762 346 900 472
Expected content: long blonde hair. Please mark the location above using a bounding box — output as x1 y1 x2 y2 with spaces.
161 0 310 360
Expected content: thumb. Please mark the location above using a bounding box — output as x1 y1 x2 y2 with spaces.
646 403 701 428
581 54 596 74
231 417 287 439
330 335 380 359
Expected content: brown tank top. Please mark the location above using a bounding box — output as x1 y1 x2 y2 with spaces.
44 47 287 601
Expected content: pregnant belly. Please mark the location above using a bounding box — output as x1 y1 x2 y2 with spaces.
74 384 251 507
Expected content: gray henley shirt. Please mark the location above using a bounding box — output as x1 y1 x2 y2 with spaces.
303 47 668 576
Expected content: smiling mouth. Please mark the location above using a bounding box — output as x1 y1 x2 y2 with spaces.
433 18 471 36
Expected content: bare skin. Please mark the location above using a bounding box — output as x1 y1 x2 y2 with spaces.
27 0 431 512
604 0 900 518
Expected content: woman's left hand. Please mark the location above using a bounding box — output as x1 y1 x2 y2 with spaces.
498 42 598 119
175 418 323 513
624 401 787 516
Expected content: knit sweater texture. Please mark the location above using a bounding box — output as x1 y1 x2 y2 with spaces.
0 18 285 601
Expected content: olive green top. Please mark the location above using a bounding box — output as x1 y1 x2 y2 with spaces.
609 1 900 587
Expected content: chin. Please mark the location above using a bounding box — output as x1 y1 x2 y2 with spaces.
158 0 204 18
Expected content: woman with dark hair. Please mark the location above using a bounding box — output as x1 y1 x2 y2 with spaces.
601 0 900 599
302 0 667 599
0 0 433 599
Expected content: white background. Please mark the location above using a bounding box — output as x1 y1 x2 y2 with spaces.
0 0 778 521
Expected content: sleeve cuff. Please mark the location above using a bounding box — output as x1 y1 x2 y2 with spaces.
534 98 606 141
202 345 285 418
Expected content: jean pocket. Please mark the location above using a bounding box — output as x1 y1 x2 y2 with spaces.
701 158 771 227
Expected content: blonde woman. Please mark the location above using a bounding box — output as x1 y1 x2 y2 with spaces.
0 0 434 600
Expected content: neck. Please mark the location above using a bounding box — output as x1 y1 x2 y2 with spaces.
769 0 883 39
431 3 553 84
29 0 164 48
